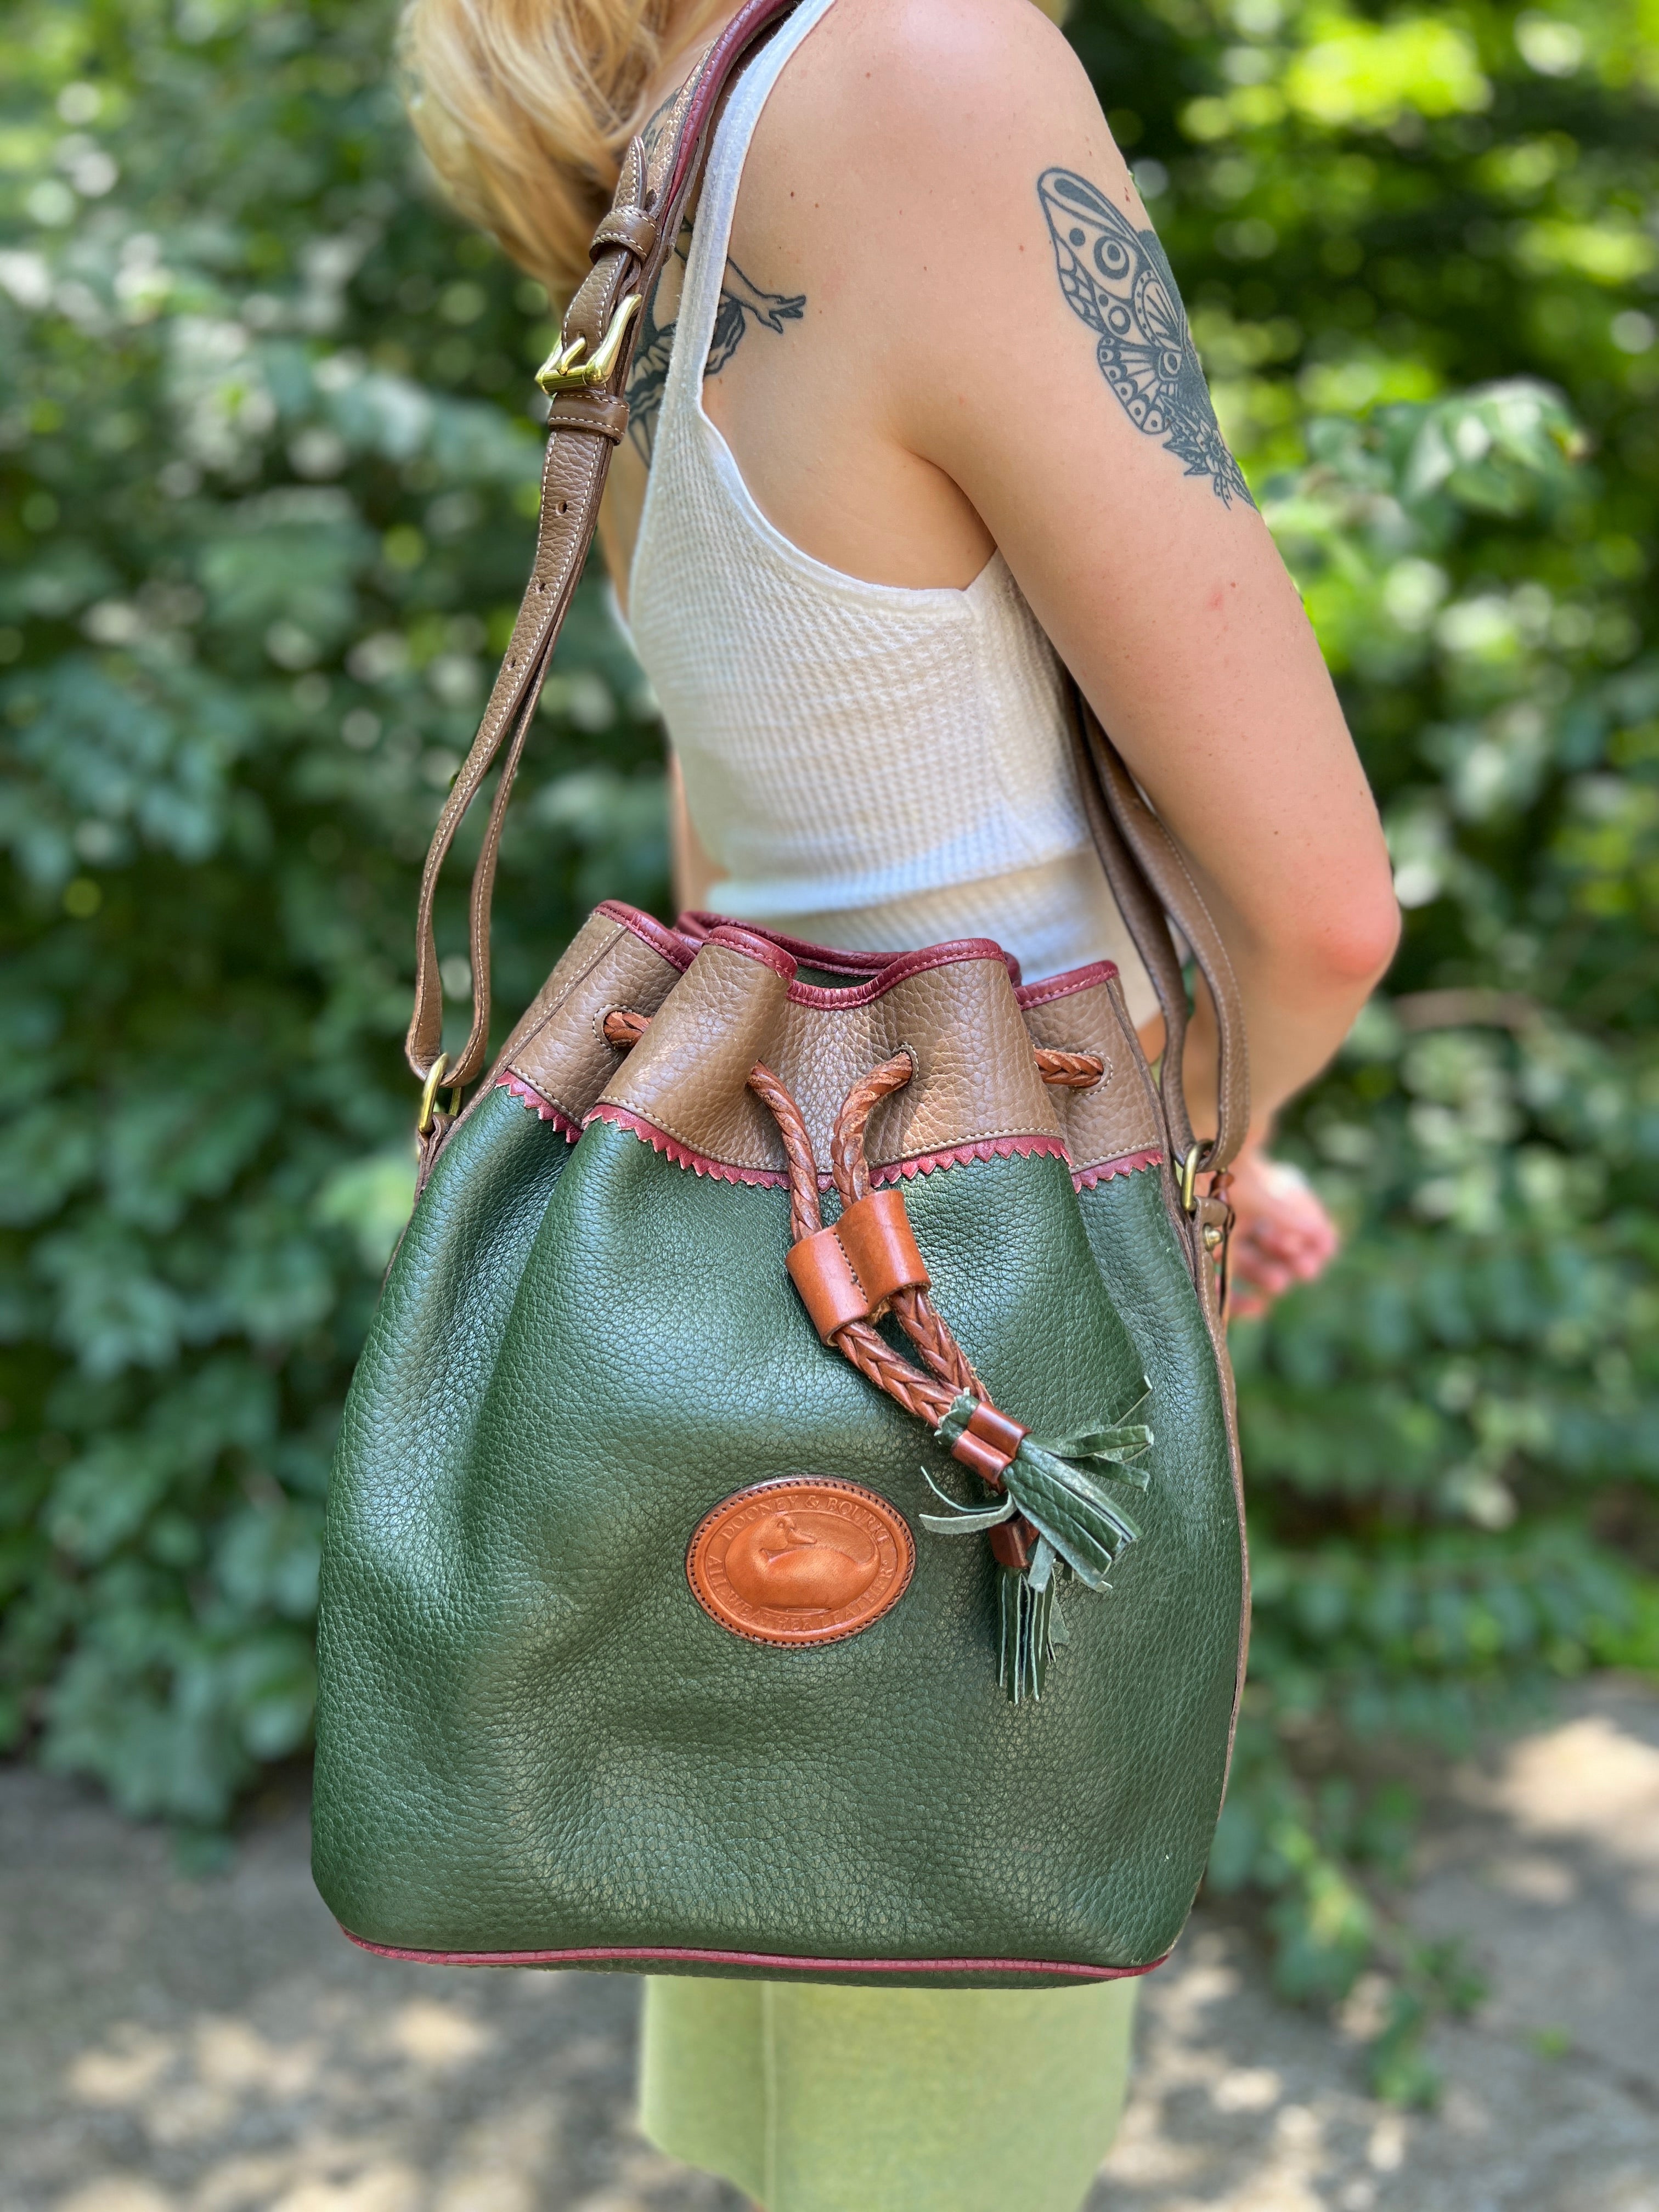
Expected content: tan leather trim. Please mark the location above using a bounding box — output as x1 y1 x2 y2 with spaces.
1019 971 1163 1175
495 915 686 1128
408 422 613 1085
1189 1191 1249 1793
1068 687 1250 1173
594 940 1069 1179
835 1188 929 1306
786 1226 870 1340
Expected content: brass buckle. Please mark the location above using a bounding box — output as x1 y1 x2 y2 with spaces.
1179 1143 1203 1214
417 1053 462 1137
535 292 642 395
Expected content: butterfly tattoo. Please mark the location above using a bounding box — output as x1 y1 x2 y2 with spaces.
1037 167 1254 510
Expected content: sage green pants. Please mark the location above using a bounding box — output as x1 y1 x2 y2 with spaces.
637 1975 1138 2212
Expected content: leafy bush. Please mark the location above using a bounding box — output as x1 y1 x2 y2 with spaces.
2 0 1656 2093
0 0 664 1827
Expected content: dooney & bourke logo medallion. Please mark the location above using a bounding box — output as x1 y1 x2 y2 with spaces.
687 1479 915 1646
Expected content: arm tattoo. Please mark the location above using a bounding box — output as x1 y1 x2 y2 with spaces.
1037 167 1255 511
625 236 685 464
626 221 805 465
707 259 806 373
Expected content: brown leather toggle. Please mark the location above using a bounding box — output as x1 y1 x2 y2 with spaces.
589 207 659 262
833 1188 929 1311
545 393 631 444
989 1520 1032 1573
947 1401 1028 1484
786 1226 871 1342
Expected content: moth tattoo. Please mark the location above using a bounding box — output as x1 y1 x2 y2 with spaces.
1037 167 1254 510
627 219 806 465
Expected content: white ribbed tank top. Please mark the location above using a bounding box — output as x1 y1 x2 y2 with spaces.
627 0 1154 1011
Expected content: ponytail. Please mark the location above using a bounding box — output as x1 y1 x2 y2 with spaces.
399 0 727 304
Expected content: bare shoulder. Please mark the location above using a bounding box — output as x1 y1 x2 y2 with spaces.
782 0 1092 124
741 0 1141 312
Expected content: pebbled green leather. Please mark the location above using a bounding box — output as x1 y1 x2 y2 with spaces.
312 978 1244 1985
313 0 1249 1991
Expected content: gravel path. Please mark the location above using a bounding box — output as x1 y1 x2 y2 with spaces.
4 1678 1656 2212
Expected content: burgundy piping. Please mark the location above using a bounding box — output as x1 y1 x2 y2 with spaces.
1016 960 1121 1009
704 921 798 983
594 899 696 971
679 910 890 973
678 910 1025 987
597 900 1127 1015
342 1927 1167 1980
699 921 1015 1010
663 0 802 207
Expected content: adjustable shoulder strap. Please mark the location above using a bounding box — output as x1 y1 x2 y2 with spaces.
1068 690 1250 1179
405 0 802 1092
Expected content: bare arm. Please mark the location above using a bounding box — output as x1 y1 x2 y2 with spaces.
668 749 723 913
776 0 1398 1141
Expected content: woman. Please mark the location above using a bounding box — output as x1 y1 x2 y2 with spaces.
400 0 1401 2204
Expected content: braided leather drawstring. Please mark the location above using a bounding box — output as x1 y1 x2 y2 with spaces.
1032 1046 1107 1087
600 1012 1103 1432
830 1051 981 1399
599 1006 1148 1700
747 1058 960 1425
604 1007 960 1423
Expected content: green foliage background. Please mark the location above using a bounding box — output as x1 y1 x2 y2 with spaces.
2 0 1656 2087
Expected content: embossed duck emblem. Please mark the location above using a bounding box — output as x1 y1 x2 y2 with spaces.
723 1510 879 1613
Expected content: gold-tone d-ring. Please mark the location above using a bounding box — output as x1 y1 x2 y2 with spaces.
417 1054 450 1137
1180 1143 1204 1214
535 291 643 394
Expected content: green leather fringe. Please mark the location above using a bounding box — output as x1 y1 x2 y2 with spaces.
921 1392 1153 1701
997 1542 1071 1703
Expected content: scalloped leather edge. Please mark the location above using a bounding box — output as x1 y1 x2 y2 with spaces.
511 1090 1161 1203
870 1134 1074 1183
588 1105 1079 1191
585 1101 791 1187
1073 1147 1165 1190
496 1073 584 1142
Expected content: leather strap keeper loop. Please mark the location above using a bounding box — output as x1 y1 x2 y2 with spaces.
834 1189 929 1308
590 207 659 262
786 1227 871 1341
545 394 630 443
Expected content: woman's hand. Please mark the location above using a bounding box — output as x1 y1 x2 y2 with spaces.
1219 1146 1340 1321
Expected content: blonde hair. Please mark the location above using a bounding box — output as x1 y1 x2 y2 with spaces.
400 0 728 304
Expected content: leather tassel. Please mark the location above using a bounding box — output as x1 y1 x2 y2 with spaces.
1001 1436 1143 1589
922 1393 1152 1699
997 1538 1063 1703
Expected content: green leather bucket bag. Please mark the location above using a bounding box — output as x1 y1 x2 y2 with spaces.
311 0 1250 1989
